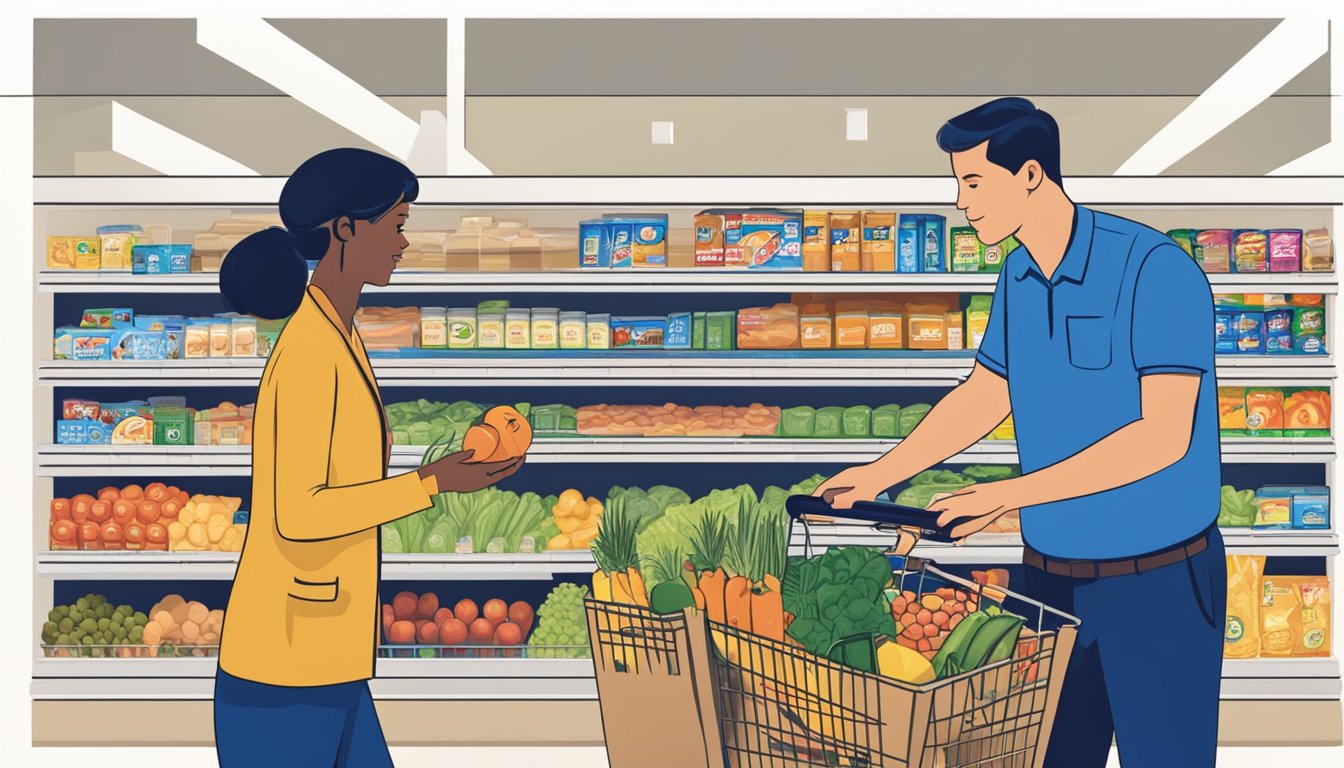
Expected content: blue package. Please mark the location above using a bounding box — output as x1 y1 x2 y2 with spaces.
602 215 668 268
665 312 692 349
233 511 250 525
135 315 186 359
1295 333 1326 355
56 420 87 445
109 325 169 360
1292 492 1330 530
608 222 634 269
1234 311 1264 354
896 215 921 273
578 219 612 268
1214 308 1238 355
739 209 802 271
132 244 192 274
1264 308 1294 354
610 316 668 349
53 327 115 361
921 214 946 272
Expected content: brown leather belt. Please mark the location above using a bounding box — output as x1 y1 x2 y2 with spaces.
1024 530 1211 579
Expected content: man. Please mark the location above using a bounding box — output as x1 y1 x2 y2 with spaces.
815 97 1225 767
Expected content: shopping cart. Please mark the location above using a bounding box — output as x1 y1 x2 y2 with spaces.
704 496 1080 768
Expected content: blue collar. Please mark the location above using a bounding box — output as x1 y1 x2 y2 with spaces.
1010 205 1093 286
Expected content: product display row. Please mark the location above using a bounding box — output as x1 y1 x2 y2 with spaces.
48 485 247 552
43 215 1336 276
1225 556 1332 659
1216 295 1328 355
1218 485 1331 530
1218 388 1333 438
56 309 285 360
42 593 225 658
57 400 253 446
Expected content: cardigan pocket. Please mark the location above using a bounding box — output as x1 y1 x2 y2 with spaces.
288 576 340 603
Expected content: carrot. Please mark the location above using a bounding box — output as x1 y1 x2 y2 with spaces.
591 570 613 602
751 574 785 642
699 568 728 624
692 587 706 611
724 574 752 632
626 566 649 606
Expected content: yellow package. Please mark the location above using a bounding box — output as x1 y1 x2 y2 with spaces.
1224 556 1263 659
47 237 102 270
1261 576 1332 657
1293 577 1331 657
989 414 1015 441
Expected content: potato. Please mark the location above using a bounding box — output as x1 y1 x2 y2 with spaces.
153 610 176 631
167 521 187 542
194 504 213 524
159 594 185 611
209 609 225 625
187 523 208 548
177 508 195 527
203 632 220 644
207 517 229 544
188 602 209 625
142 622 163 646
170 603 191 625
181 622 200 642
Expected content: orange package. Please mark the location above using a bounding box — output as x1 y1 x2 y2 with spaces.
1244 389 1284 437
1218 387 1247 434
737 303 801 349
1261 576 1332 658
1284 389 1331 437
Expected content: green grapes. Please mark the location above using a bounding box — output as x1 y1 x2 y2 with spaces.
526 583 592 659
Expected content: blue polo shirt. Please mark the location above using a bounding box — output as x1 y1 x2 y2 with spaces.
976 206 1221 560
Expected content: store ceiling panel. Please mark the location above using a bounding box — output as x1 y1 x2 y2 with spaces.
465 19 1328 97
34 19 447 96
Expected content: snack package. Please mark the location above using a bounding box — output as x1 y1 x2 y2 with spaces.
737 303 801 349
1234 310 1265 354
1224 555 1264 659
694 213 726 268
1264 308 1294 354
1194 229 1233 273
861 211 896 272
801 211 830 272
1283 389 1331 437
1267 229 1303 272
1261 576 1332 658
829 211 861 272
1244 389 1284 437
1233 230 1268 272
950 227 982 273
1293 306 1326 355
1218 387 1248 435
1302 229 1334 272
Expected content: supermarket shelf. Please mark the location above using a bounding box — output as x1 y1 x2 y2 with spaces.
34 438 1334 476
32 176 1344 207
29 656 1338 702
34 354 1337 388
33 530 1339 580
35 269 1341 295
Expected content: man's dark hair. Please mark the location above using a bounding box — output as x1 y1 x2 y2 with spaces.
936 98 1062 185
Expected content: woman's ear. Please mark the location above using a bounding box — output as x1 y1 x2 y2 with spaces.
332 215 358 243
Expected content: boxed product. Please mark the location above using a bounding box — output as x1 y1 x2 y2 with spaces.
872 405 902 439
861 211 896 272
728 210 803 271
867 307 904 349
800 304 833 349
134 315 186 360
722 212 747 268
153 407 195 446
843 406 872 438
835 307 868 349
1233 230 1268 273
80 308 134 328
111 411 154 445
691 312 706 350
705 311 736 351
1260 576 1332 658
132 244 192 274
966 295 993 349
829 211 861 272
950 227 981 273
184 319 212 358
1267 230 1303 272
813 406 844 438
1234 309 1265 354
947 311 964 350
1224 555 1264 659
579 219 612 268
1303 229 1334 272
1282 388 1331 437
232 317 259 357
448 308 478 350
1264 308 1294 354
906 300 950 350
1194 229 1233 273
1244 388 1284 437
1294 305 1326 354
802 211 830 272
896 215 920 273
665 312 692 350
920 215 947 272
737 303 801 349
98 225 142 270
1291 488 1331 529
602 214 669 268
46 236 101 270
694 213 725 268
531 308 559 350
896 403 932 438
587 314 611 350
1253 487 1294 529
62 399 100 422
610 317 667 349
1218 387 1248 434
1214 305 1238 355
559 311 587 350
1167 229 1198 258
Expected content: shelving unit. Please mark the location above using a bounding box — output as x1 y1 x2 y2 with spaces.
26 7 1343 754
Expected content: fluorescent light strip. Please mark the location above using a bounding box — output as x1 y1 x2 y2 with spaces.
1116 16 1329 176
196 18 419 160
110 102 258 176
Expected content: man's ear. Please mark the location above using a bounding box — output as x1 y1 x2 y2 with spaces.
332 216 357 243
1021 160 1045 193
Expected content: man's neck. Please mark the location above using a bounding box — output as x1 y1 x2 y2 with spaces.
1015 183 1077 281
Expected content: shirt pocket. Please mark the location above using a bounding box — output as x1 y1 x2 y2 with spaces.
288 576 340 603
1065 315 1113 371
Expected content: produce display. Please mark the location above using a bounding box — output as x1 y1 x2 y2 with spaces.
547 490 604 551
1218 387 1332 437
41 593 222 658
1218 484 1330 530
381 590 535 658
143 595 225 656
54 306 285 361
527 584 593 659
57 398 254 446
1224 556 1332 659
579 403 781 437
381 485 555 555
49 485 246 553
169 495 248 552
1215 294 1326 355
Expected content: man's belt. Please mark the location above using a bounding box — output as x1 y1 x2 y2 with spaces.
1024 528 1211 579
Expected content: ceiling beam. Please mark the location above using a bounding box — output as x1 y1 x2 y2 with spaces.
110 101 257 175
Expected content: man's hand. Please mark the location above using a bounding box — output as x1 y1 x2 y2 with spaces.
928 481 1019 543
419 450 525 494
812 462 889 510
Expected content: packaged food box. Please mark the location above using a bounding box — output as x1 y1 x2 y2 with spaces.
134 315 185 360
896 403 932 438
872 405 902 438
531 308 559 350
578 219 612 268
1224 555 1264 659
1167 229 1197 258
1244 389 1284 437
966 295 993 350
868 309 903 349
665 312 692 350
153 407 195 446
1303 228 1334 272
842 406 872 438
705 311 736 351
478 311 505 350
1283 388 1331 437
419 307 447 350
721 212 747 268
802 211 830 272
603 214 669 269
98 226 142 271
111 412 154 445
1234 310 1265 354
231 317 257 357
54 327 113 361
1253 488 1294 529
132 244 191 274
184 319 211 358
737 303 800 349
559 311 587 350
920 215 947 272
829 211 861 272
1217 387 1247 434
80 308 133 328
62 399 100 421
610 316 667 349
1268 230 1303 272
906 304 949 350
946 311 964 350
691 312 706 350
1233 230 1268 273
1265 308 1294 354
1293 307 1326 354
1260 576 1331 658
46 236 97 270
896 215 920 273
950 227 981 273
1214 306 1238 355
505 309 530 349
1291 488 1330 530
780 406 816 438
800 304 833 349
835 310 868 349
1195 229 1233 273
694 213 726 268
861 211 896 272
814 406 845 438
735 210 803 271
449 308 479 350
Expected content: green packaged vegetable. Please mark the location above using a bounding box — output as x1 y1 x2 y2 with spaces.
814 407 844 438
872 404 902 438
692 312 707 350
897 403 932 437
781 406 816 437
843 406 872 438
910 469 966 486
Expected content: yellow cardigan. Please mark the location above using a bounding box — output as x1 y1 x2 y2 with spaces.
219 286 437 686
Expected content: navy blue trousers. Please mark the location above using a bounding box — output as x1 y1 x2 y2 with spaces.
1026 529 1225 768
214 669 394 767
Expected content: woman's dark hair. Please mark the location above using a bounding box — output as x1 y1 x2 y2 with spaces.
935 97 1062 186
220 148 419 319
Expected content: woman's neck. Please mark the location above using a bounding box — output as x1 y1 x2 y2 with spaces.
309 259 362 334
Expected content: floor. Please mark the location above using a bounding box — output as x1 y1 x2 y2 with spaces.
21 745 1344 767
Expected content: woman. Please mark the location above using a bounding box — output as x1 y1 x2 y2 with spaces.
213 148 521 766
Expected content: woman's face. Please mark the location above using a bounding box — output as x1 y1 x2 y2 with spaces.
337 201 411 286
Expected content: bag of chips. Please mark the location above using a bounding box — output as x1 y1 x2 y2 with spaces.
1224 556 1263 659
1261 575 1333 657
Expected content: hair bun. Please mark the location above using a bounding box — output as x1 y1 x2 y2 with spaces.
219 228 309 320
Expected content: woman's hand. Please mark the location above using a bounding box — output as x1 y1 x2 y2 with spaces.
419 450 524 494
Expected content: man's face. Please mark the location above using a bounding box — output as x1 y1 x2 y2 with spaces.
950 141 1033 246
